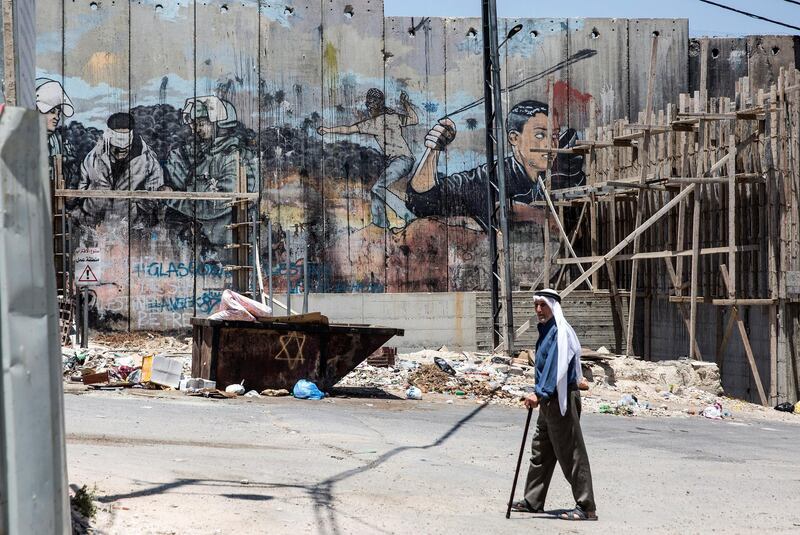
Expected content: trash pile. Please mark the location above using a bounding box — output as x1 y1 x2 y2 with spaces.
64 332 796 421
338 349 537 405
335 347 783 419
62 348 192 390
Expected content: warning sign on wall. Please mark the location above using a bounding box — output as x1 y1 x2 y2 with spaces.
75 247 102 287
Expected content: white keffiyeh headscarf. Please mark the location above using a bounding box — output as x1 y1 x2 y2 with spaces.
534 290 582 416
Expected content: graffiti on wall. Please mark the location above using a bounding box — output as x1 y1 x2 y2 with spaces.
36 2 683 329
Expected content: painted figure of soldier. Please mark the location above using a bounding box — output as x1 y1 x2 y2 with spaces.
164 96 256 252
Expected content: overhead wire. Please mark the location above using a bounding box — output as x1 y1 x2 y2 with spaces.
697 0 800 31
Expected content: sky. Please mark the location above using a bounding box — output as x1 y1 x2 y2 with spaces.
383 0 800 37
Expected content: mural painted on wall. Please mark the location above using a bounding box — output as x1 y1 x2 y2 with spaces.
406 100 583 228
318 88 418 230
36 1 680 329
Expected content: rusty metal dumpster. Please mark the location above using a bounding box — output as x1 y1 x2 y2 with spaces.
190 315 404 392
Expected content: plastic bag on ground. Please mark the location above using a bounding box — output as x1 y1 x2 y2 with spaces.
225 383 246 395
293 379 324 400
775 402 795 413
702 402 723 419
406 386 422 400
208 289 273 322
434 357 456 376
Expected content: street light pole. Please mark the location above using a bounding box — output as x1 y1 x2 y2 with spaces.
481 0 515 354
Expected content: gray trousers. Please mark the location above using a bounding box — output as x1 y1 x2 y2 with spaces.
523 389 596 512
370 155 416 228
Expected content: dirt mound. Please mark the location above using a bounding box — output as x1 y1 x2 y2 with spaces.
408 364 457 393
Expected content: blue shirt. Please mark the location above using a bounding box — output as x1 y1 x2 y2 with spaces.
534 317 579 402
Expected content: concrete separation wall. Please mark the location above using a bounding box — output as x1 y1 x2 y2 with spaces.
35 3 691 330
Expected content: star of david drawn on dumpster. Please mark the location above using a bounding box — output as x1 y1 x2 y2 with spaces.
274 332 307 370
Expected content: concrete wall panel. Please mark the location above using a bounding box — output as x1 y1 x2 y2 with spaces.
442 18 492 292
64 0 131 329
502 18 567 288
648 298 772 403
688 37 749 99
628 19 688 118
194 1 260 311
260 1 324 299
129 0 198 330
567 18 628 128
384 17 450 292
747 35 798 95
320 0 386 292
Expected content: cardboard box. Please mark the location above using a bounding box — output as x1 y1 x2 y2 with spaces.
150 355 182 388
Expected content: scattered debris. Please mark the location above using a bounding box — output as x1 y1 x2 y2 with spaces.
333 347 784 419
180 378 216 391
64 333 793 422
62 336 192 392
775 402 795 413
244 390 261 398
261 388 291 397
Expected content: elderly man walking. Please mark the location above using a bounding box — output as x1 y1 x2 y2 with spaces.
511 288 598 521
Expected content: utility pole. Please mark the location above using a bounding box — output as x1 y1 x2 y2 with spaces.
481 0 514 353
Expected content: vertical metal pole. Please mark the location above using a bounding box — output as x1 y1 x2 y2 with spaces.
482 0 514 353
303 244 309 314
251 212 258 300
81 287 88 349
75 282 82 346
481 1 500 350
267 219 273 308
285 231 291 316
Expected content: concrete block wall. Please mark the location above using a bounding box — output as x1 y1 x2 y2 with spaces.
476 291 630 353
306 292 477 352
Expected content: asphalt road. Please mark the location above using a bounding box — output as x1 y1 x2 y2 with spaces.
65 390 800 535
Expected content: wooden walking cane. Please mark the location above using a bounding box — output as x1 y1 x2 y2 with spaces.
506 406 534 518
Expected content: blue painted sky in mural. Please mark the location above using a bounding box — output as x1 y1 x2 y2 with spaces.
384 0 799 37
